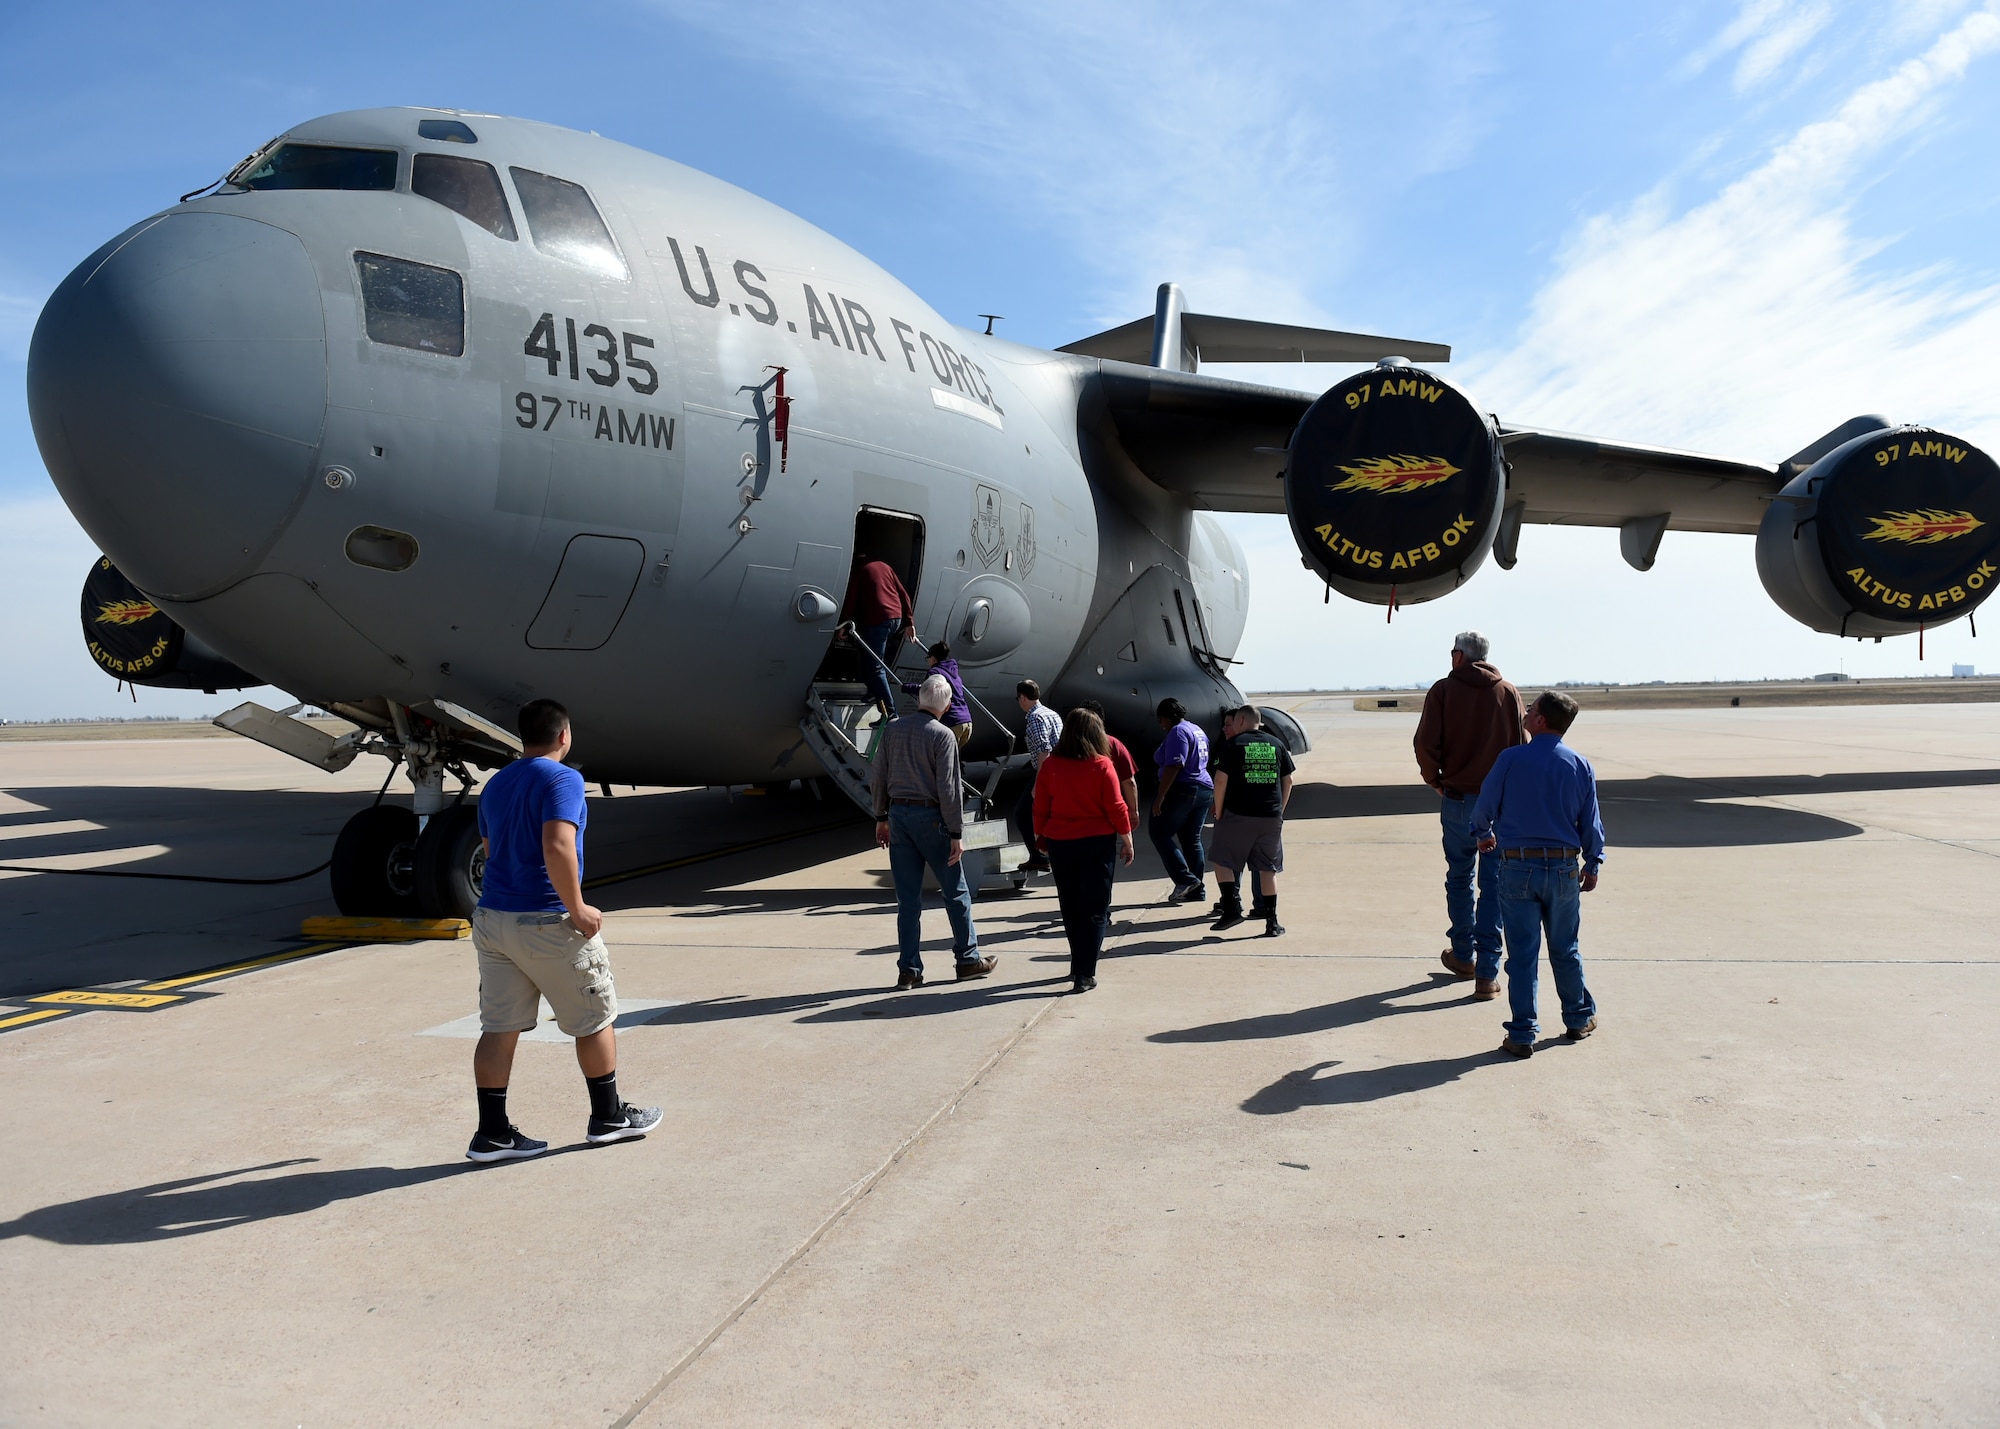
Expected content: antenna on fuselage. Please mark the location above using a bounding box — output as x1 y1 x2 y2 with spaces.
978 314 1003 336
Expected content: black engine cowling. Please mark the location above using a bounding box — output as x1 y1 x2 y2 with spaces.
80 556 261 691
1284 364 1505 605
1756 426 2000 636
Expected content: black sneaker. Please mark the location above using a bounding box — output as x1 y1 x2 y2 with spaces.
1262 920 1286 938
1171 881 1205 904
587 1103 663 1145
466 1124 549 1163
1211 909 1246 931
1071 977 1097 993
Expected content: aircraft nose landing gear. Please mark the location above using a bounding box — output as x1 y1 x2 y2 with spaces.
330 805 422 916
325 704 500 920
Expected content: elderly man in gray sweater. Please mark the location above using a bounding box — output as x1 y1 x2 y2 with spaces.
873 674 998 990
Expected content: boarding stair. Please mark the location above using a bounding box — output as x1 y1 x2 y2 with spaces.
799 630 1032 894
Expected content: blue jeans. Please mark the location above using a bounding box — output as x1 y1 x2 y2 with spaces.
1440 792 1502 977
1497 855 1596 1046
859 619 903 710
887 804 978 975
1149 781 1212 888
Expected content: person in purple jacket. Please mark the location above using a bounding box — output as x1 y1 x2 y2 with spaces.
901 641 972 750
1149 697 1213 903
1471 690 1605 1058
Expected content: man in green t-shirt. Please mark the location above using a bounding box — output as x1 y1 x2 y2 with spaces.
1208 706 1295 937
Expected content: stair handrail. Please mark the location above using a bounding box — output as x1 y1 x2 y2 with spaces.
833 620 1021 806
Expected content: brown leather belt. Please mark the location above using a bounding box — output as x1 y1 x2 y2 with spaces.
1501 846 1580 860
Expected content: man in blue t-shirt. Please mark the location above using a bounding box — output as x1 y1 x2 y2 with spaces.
1149 697 1214 903
464 698 660 1162
1471 690 1605 1058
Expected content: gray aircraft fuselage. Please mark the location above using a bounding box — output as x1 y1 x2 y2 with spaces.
32 108 1249 783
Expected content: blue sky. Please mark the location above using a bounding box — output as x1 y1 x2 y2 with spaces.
4 1 1999 717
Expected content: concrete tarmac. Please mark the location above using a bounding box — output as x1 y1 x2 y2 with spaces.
1 702 1995 1426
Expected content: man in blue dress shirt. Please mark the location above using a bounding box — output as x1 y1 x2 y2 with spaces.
1470 691 1604 1057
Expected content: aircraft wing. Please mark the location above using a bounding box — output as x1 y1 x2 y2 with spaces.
1088 362 1786 531
1090 364 1309 515
1497 426 1781 535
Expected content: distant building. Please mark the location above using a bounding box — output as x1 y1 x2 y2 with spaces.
1953 663 1976 678
1812 673 1851 683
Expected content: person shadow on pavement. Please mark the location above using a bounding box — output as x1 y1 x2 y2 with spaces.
1147 976 1462 1045
0 1157 517 1245
1239 1051 1496 1112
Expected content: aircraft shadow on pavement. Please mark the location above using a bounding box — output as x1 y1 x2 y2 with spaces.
639 973 1070 1027
1148 977 1464 1045
1283 766 2000 848
1241 1052 1496 1112
0 1156 525 1245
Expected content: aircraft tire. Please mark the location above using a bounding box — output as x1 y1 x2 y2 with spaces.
330 805 422 917
416 804 484 920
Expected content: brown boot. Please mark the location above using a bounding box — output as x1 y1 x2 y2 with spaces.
1472 978 1498 1001
1439 950 1475 979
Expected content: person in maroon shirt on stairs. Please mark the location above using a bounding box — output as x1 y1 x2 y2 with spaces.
840 551 916 721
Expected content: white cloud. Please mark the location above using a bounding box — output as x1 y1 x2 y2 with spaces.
656 0 1495 324
0 497 277 721
1467 2 2000 460
0 289 40 363
1682 0 1835 90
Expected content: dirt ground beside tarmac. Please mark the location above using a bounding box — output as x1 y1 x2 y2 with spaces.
1 701 1995 1426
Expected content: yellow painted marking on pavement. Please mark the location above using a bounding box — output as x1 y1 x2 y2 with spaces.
299 915 469 942
0 1008 74 1031
28 989 182 1009
141 943 344 991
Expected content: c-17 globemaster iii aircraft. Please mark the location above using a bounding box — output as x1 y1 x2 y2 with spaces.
29 108 2000 919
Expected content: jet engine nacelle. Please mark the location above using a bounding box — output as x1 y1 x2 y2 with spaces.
1756 426 2000 636
80 556 261 692
1283 364 1505 606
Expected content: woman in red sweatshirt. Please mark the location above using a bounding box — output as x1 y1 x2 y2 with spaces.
1033 708 1135 993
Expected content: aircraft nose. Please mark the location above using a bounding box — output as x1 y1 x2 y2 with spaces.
28 211 327 600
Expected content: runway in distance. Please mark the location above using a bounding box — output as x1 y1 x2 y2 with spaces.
28 108 2000 916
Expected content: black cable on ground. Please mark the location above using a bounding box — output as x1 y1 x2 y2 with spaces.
0 858 336 886
0 811 866 891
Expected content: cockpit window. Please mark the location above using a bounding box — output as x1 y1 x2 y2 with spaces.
417 119 478 144
354 253 464 356
238 144 397 192
412 154 516 240
509 167 627 279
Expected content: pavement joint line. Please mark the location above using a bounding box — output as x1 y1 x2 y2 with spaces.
608 987 1066 1428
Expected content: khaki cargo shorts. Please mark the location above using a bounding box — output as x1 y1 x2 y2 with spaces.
472 907 618 1037
1208 813 1285 874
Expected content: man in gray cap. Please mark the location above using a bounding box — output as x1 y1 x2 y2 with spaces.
872 673 998 991
1414 630 1526 1000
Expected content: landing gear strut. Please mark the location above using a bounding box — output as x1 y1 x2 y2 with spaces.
327 705 492 918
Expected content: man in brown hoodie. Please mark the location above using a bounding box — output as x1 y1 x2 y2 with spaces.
1414 631 1526 999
